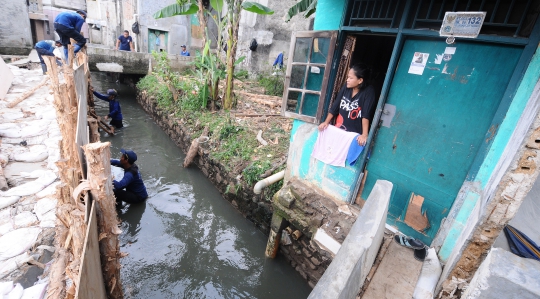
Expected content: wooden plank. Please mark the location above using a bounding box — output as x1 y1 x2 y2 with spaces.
74 65 89 179
0 58 14 101
404 193 429 232
75 200 107 299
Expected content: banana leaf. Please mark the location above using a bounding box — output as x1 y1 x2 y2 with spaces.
153 1 199 19
285 0 316 22
242 2 274 15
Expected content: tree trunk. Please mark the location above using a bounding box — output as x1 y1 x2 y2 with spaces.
223 0 242 109
197 0 207 47
83 142 123 299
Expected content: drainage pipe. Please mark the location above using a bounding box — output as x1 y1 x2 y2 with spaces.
253 170 285 194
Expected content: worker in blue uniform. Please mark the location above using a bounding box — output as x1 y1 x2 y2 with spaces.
90 87 124 128
54 10 87 60
34 40 62 74
111 149 148 204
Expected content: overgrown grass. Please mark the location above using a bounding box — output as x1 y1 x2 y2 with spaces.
257 68 285 96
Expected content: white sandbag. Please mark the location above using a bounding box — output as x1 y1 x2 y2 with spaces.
0 221 14 237
0 228 42 261
0 120 50 138
0 153 8 167
13 212 38 229
0 253 32 280
0 209 11 225
34 198 56 221
413 247 443 299
21 282 48 299
0 281 13 295
0 171 56 197
6 283 23 299
13 152 48 163
0 196 20 210
19 170 47 179
35 182 59 199
0 123 18 131
1 135 48 146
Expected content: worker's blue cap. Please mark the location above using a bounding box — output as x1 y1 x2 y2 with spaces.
181 45 186 48
55 40 62 44
121 149 137 163
76 10 87 17
107 89 117 96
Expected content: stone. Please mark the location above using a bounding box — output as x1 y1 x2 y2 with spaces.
13 265 43 288
310 257 321 266
277 187 296 208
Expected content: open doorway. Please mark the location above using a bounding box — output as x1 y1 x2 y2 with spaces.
349 34 395 118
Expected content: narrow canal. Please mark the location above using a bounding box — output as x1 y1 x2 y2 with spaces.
91 73 311 299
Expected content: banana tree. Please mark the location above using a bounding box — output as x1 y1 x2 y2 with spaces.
223 0 273 109
154 0 274 110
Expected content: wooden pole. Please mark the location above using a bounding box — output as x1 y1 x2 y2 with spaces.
6 77 49 108
88 117 100 143
83 142 123 299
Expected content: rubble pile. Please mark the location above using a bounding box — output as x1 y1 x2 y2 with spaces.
0 64 61 298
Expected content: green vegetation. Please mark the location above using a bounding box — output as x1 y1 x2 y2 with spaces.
257 67 285 96
137 52 291 202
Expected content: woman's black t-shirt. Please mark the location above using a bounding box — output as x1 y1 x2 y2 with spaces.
329 85 376 134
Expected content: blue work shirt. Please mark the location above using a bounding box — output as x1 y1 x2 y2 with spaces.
92 91 123 121
35 40 56 52
180 50 190 56
118 35 132 51
111 160 148 199
54 12 85 32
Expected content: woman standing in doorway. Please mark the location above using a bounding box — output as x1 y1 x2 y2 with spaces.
318 64 376 146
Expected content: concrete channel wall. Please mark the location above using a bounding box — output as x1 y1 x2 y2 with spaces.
462 248 540 299
87 45 193 75
308 180 393 299
136 91 274 233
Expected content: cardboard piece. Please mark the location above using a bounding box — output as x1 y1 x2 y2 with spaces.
404 193 429 232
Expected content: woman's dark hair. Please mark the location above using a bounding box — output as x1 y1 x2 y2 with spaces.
350 64 371 89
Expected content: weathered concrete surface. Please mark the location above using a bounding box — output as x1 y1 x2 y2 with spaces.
0 0 33 55
87 44 193 74
362 241 423 299
308 180 392 299
462 248 540 299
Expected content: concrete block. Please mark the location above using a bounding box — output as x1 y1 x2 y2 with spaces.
308 180 393 299
0 59 14 100
277 187 296 208
463 248 540 299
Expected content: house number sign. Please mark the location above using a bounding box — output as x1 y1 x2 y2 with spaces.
440 11 487 38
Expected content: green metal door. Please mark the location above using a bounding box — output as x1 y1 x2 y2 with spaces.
362 39 521 244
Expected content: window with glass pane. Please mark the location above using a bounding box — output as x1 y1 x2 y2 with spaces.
282 31 337 123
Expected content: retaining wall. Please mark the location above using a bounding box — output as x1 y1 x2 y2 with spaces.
137 90 273 233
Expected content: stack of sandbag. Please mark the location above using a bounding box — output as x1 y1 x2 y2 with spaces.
0 64 61 299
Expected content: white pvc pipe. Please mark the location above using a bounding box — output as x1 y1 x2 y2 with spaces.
253 170 285 194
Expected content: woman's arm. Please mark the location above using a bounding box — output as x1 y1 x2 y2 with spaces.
356 118 370 145
318 113 334 131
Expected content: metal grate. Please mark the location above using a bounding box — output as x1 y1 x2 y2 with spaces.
346 0 539 38
347 0 407 28
411 0 537 37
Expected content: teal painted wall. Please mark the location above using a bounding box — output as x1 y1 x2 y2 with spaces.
284 0 353 203
286 120 362 201
438 45 540 262
313 0 347 30
362 39 521 245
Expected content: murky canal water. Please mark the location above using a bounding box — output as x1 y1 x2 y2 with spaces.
91 73 311 299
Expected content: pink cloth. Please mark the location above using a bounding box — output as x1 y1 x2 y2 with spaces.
311 125 359 167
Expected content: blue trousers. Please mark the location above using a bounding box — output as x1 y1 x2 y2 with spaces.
54 23 86 60
35 48 62 74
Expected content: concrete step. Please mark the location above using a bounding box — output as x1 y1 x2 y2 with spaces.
359 232 423 299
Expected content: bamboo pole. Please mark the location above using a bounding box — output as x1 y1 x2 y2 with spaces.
6 77 49 108
83 142 123 299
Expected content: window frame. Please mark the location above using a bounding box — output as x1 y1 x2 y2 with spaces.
281 30 338 123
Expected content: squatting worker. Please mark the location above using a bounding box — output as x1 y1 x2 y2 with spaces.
35 40 62 74
180 44 190 56
111 149 148 204
116 30 134 51
318 64 376 146
90 86 123 128
54 10 87 60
